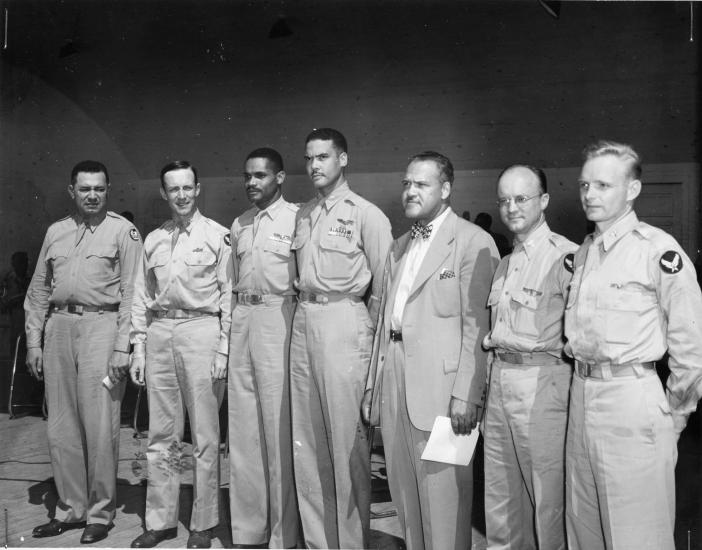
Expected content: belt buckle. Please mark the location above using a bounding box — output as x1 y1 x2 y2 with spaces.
67 304 83 315
579 362 591 377
249 294 264 305
313 293 328 304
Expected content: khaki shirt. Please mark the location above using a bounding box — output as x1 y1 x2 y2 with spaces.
565 210 702 417
24 211 143 352
293 182 392 326
231 196 298 296
130 210 232 355
485 222 577 354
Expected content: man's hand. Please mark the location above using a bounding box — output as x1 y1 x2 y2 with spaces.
130 353 146 386
108 350 130 384
361 389 373 425
26 347 44 380
211 352 228 380
449 397 480 435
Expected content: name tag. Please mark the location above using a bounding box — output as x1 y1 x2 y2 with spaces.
269 233 292 244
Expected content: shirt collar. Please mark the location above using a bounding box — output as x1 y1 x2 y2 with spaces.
171 209 202 234
256 195 284 220
514 220 550 259
320 181 350 211
597 210 638 251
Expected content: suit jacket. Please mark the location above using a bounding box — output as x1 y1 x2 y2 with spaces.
366 209 499 431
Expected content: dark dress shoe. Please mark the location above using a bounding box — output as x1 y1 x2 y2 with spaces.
131 528 178 548
80 523 112 544
186 529 212 549
33 519 86 538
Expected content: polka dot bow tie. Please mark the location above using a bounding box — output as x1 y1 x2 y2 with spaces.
410 222 432 240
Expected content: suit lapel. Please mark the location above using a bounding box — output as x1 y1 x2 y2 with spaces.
409 210 456 297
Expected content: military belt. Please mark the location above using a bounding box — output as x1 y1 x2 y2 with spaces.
151 309 219 319
298 291 362 305
495 350 564 366
51 303 119 315
575 360 655 379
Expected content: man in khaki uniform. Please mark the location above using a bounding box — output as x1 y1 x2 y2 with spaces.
129 160 231 550
565 141 702 550
483 165 576 550
290 128 392 549
25 160 142 544
228 148 299 548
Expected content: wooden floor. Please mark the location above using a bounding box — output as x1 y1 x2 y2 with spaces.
0 412 489 549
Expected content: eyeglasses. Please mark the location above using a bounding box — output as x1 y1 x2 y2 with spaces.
496 194 542 208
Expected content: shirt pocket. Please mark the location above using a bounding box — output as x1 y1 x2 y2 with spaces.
85 245 119 280
318 233 362 280
46 244 70 271
510 289 540 338
184 250 217 278
597 286 657 344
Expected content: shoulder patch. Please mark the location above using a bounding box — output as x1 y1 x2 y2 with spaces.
223 233 231 247
563 253 575 273
129 228 140 241
660 250 683 274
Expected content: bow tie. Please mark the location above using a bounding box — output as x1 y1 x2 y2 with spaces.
410 222 432 240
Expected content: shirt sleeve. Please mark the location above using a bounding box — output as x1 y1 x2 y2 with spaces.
361 205 393 328
24 230 52 349
654 244 702 421
129 245 149 352
114 225 143 352
216 231 233 355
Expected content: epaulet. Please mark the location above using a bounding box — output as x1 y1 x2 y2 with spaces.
285 201 300 212
344 190 370 208
634 221 679 249
548 232 578 254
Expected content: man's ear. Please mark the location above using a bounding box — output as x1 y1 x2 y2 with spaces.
627 179 641 202
339 152 348 168
68 185 76 200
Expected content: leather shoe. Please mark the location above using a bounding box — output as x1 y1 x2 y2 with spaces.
187 529 212 549
80 523 111 544
33 519 86 538
131 528 178 548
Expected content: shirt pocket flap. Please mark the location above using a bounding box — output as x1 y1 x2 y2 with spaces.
148 251 170 268
46 244 70 260
319 233 358 254
184 250 217 266
443 358 459 374
596 287 655 311
487 288 502 307
510 289 537 309
86 246 118 260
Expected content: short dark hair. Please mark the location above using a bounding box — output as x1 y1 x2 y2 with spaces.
408 151 454 184
305 128 348 154
71 160 109 186
582 140 642 180
160 160 198 188
497 164 548 194
246 147 284 173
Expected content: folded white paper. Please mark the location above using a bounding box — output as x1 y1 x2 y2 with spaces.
420 416 479 466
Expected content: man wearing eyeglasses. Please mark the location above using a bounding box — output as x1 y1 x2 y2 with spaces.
482 164 576 550
564 141 702 550
362 151 498 550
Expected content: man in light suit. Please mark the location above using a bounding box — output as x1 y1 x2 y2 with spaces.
362 151 499 550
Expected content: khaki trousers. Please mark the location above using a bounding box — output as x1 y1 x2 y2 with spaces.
228 299 299 548
483 359 571 550
380 340 473 550
566 370 676 550
289 300 372 549
43 310 124 525
144 316 224 531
